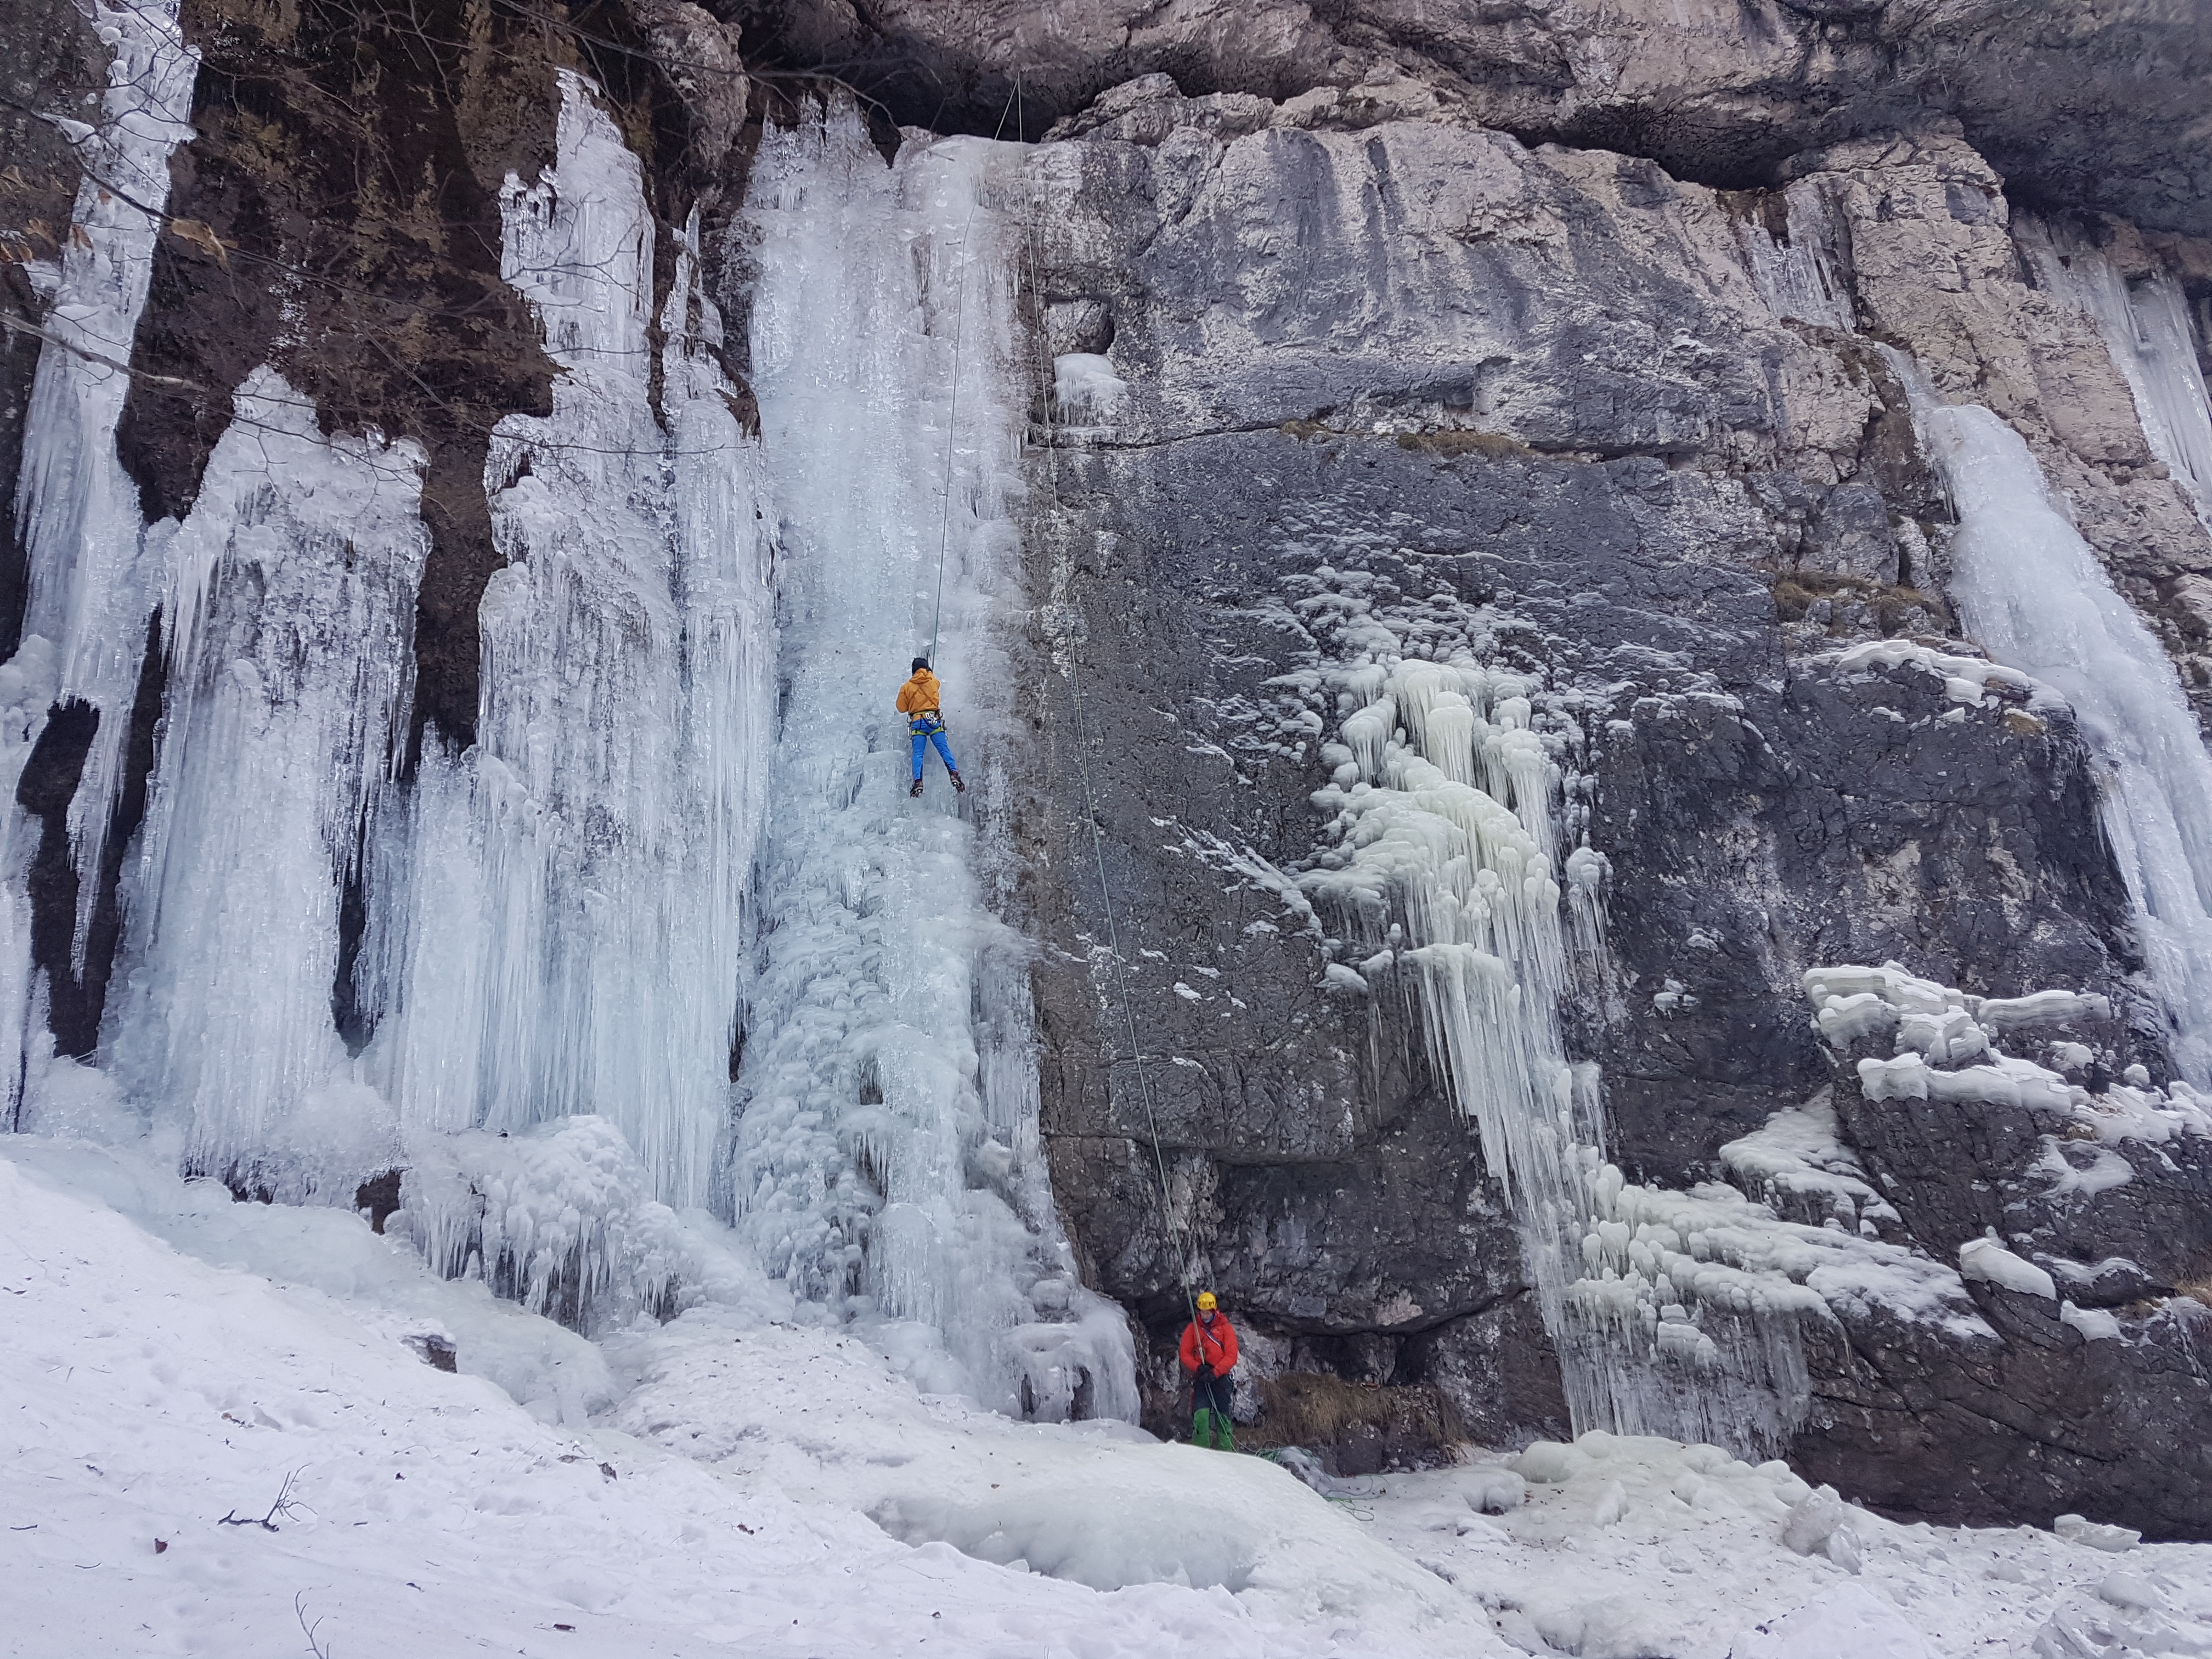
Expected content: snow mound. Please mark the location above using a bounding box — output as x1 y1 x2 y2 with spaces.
7 1132 632 1423
12 1145 2212 1657
1731 1582 1934 1658
1959 1237 2058 1299
396 1114 712 1333
873 1445 1465 1612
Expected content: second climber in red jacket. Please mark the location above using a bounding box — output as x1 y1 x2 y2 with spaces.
1178 1290 1239 1451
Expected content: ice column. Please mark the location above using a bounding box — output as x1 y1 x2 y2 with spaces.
10 0 199 964
2021 221 2212 531
0 0 195 1125
1892 362 2212 1080
366 71 773 1214
726 103 1137 1421
1306 658 1583 1228
106 369 428 1197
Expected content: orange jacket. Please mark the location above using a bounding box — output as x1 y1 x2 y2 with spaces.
1180 1312 1239 1375
895 669 941 715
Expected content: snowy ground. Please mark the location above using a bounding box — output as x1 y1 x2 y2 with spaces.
5 1137 2209 1659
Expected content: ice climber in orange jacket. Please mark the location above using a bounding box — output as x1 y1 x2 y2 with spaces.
896 656 966 799
1179 1290 1239 1451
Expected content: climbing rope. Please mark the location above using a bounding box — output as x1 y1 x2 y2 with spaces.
1010 77 1202 1338
917 72 1203 1373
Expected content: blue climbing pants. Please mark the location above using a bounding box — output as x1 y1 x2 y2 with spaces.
910 716 958 780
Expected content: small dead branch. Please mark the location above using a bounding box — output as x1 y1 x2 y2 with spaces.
220 1469 309 1532
296 1592 332 1659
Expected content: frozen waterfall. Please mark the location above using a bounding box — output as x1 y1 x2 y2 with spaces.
1289 573 1857 1458
107 370 427 1199
725 105 1136 1421
1892 362 2212 1080
2021 221 2212 533
2 0 197 1123
363 73 771 1217
5 61 1131 1421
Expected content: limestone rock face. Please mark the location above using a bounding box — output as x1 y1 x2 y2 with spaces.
742 0 2212 236
1010 77 2212 1528
1806 994 2212 1539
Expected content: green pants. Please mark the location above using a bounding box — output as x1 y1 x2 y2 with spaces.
1192 1372 1235 1450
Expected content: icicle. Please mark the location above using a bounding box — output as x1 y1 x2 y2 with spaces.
10 0 199 970
1294 597 1843 1456
2019 219 2212 533
106 368 428 1199
1734 183 1854 334
368 72 774 1214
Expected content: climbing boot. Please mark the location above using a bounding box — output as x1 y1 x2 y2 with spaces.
910 778 924 798
949 770 967 794
1191 1408 1215 1446
1215 1418 1236 1453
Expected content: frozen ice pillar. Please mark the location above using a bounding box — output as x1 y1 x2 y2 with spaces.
365 70 773 1214
726 100 1137 1423
108 369 428 1198
1906 377 2212 1078
5 0 197 1028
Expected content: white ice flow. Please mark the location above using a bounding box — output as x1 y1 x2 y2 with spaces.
1283 572 1861 1458
1285 572 1619 1415
7 59 1125 1432
363 71 772 1219
12 1136 2212 1658
0 0 198 1114
106 368 427 1202
726 103 1135 1421
2020 218 2212 532
1891 358 2212 1080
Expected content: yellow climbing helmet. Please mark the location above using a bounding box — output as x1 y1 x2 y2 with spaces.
1196 1290 1218 1312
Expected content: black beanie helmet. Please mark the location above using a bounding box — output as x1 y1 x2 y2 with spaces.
911 656 930 672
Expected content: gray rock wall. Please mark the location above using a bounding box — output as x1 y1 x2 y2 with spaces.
739 0 2212 238
1011 74 2212 1530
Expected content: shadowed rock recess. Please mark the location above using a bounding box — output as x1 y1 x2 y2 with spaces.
4 0 2209 1537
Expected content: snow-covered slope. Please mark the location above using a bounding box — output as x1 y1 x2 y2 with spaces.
9 1136 2211 1658
5 0 2212 1581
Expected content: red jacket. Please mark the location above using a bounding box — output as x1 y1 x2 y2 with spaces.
1180 1313 1239 1375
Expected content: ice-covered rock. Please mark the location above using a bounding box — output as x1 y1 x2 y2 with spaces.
1592 1479 1627 1527
2096 1571 2163 1611
2055 1514 2143 1553
1959 1239 2058 1300
1781 1485 1850 1555
1465 1467 1528 1514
